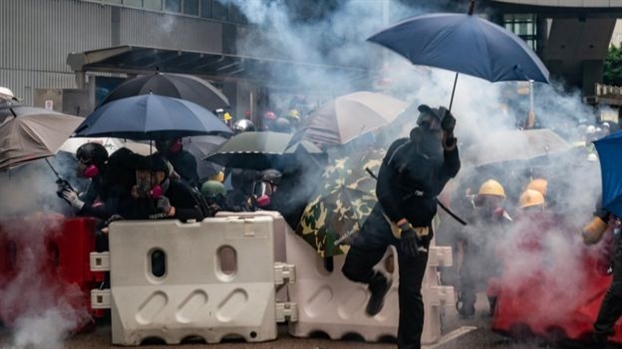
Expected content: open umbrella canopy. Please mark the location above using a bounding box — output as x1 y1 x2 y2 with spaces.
205 131 323 171
368 12 549 84
463 129 571 168
289 91 406 146
296 148 385 257
100 73 229 111
59 137 153 156
183 135 227 180
73 94 233 140
595 132 622 217
0 110 82 171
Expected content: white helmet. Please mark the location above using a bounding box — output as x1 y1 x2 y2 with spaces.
0 87 14 99
586 125 596 134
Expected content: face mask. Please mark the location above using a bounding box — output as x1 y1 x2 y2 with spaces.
168 140 182 154
82 164 100 178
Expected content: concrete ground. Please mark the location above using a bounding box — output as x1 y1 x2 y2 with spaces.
1 292 596 349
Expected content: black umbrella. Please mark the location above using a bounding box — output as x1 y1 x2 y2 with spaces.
73 94 233 140
205 131 324 171
100 72 229 111
183 135 227 181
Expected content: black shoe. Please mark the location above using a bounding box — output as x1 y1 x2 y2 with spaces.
366 272 392 316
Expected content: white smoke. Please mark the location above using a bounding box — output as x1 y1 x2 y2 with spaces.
0 157 91 348
215 0 606 328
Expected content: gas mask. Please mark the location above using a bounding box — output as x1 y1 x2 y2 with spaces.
253 181 276 207
77 158 100 178
135 170 168 199
157 139 182 154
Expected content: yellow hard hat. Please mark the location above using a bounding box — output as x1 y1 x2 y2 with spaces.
527 178 548 197
223 112 232 122
477 179 506 198
287 109 300 120
210 170 225 183
518 189 545 209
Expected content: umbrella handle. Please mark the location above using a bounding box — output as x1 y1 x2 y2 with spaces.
449 73 459 112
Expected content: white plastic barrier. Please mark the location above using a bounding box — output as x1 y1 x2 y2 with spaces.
421 241 455 345
104 217 278 346
216 211 290 303
285 224 454 344
285 225 399 342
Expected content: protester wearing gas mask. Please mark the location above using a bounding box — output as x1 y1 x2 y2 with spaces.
58 143 132 220
117 155 203 222
155 138 200 188
252 169 282 210
342 104 460 349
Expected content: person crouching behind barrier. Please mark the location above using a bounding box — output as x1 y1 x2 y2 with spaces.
200 180 228 215
116 155 203 222
342 104 460 349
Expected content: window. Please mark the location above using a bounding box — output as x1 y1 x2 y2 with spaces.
124 0 143 7
183 0 198 15
211 0 228 21
504 14 539 51
143 0 163 10
200 0 212 18
164 0 181 13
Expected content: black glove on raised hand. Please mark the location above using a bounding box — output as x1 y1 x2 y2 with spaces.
56 179 74 198
440 109 456 134
399 222 420 258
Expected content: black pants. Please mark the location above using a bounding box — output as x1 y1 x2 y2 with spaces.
342 205 430 349
594 234 622 339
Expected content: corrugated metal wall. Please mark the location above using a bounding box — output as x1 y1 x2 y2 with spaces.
1 0 224 105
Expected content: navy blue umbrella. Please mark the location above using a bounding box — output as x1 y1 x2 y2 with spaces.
73 94 233 140
368 4 549 109
594 132 622 217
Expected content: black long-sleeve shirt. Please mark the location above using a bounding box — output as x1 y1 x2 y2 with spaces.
376 136 460 227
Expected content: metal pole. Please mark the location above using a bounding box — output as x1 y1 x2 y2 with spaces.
449 73 459 111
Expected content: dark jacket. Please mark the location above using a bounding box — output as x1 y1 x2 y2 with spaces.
376 134 460 227
78 148 139 221
117 179 204 222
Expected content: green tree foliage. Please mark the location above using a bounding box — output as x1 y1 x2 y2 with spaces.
604 45 622 86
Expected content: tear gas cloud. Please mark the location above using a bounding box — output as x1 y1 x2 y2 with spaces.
0 155 90 348
217 0 606 323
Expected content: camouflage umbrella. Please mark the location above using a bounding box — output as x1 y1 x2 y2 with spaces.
296 185 377 257
296 148 386 257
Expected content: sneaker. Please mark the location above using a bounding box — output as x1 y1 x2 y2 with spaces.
366 272 392 316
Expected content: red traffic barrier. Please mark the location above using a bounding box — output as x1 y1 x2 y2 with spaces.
0 215 102 331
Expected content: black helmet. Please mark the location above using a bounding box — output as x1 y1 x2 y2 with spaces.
261 169 282 185
233 119 255 134
416 104 447 131
273 118 291 133
76 142 108 167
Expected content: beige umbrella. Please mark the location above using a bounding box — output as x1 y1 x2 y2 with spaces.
0 109 83 171
292 91 406 146
463 128 572 168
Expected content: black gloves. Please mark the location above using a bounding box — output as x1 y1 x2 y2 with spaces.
157 196 173 215
440 109 456 134
399 222 420 258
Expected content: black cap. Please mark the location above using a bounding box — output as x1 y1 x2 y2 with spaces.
417 104 442 120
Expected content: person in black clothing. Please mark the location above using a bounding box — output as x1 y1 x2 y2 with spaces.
58 143 139 251
117 154 203 222
156 138 200 188
582 199 620 349
342 105 460 349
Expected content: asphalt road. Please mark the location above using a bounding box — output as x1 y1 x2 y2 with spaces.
2 292 611 349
